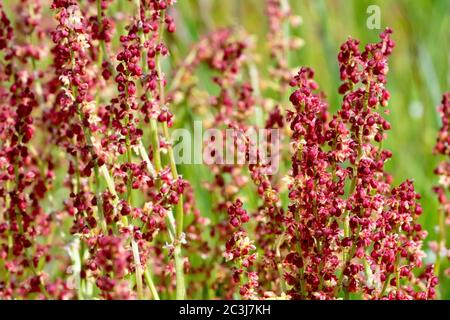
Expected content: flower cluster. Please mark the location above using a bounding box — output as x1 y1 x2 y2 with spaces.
0 0 75 299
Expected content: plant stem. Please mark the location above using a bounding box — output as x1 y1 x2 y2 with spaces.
144 264 160 300
435 207 446 276
132 1 185 299
274 235 288 293
126 124 134 205
12 153 51 299
293 209 307 298
149 119 163 175
335 225 360 298
293 136 307 298
154 9 186 300
70 44 107 233
72 78 146 299
96 0 107 106
97 0 104 68
380 274 391 297
131 239 144 300
76 107 108 234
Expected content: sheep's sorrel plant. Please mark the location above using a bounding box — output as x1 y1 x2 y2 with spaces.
0 0 447 301
432 93 450 296
282 32 436 299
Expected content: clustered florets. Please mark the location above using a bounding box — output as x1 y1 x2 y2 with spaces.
280 29 436 300
0 1 445 301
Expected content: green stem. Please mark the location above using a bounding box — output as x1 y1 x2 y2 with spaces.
154 9 186 300
75 152 82 193
380 274 391 297
335 225 360 298
71 66 144 300
167 48 198 93
435 208 445 277
144 265 160 300
96 0 106 65
293 137 307 298
96 0 105 106
76 107 107 233
134 1 184 299
126 126 134 205
138 141 156 177
274 235 288 293
150 119 163 173
162 122 184 237
293 210 307 298
138 141 177 238
70 44 107 232
395 255 400 291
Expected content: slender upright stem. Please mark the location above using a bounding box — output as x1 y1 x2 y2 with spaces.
293 135 307 298
96 0 107 105
76 107 108 233
274 235 288 293
434 206 445 297
96 0 103 67
340 81 370 295
144 264 160 300
134 2 185 299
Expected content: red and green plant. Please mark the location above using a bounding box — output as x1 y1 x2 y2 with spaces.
0 0 447 300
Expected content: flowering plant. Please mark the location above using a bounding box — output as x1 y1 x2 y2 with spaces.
0 0 447 300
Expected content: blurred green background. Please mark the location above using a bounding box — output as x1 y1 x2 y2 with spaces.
171 0 450 298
